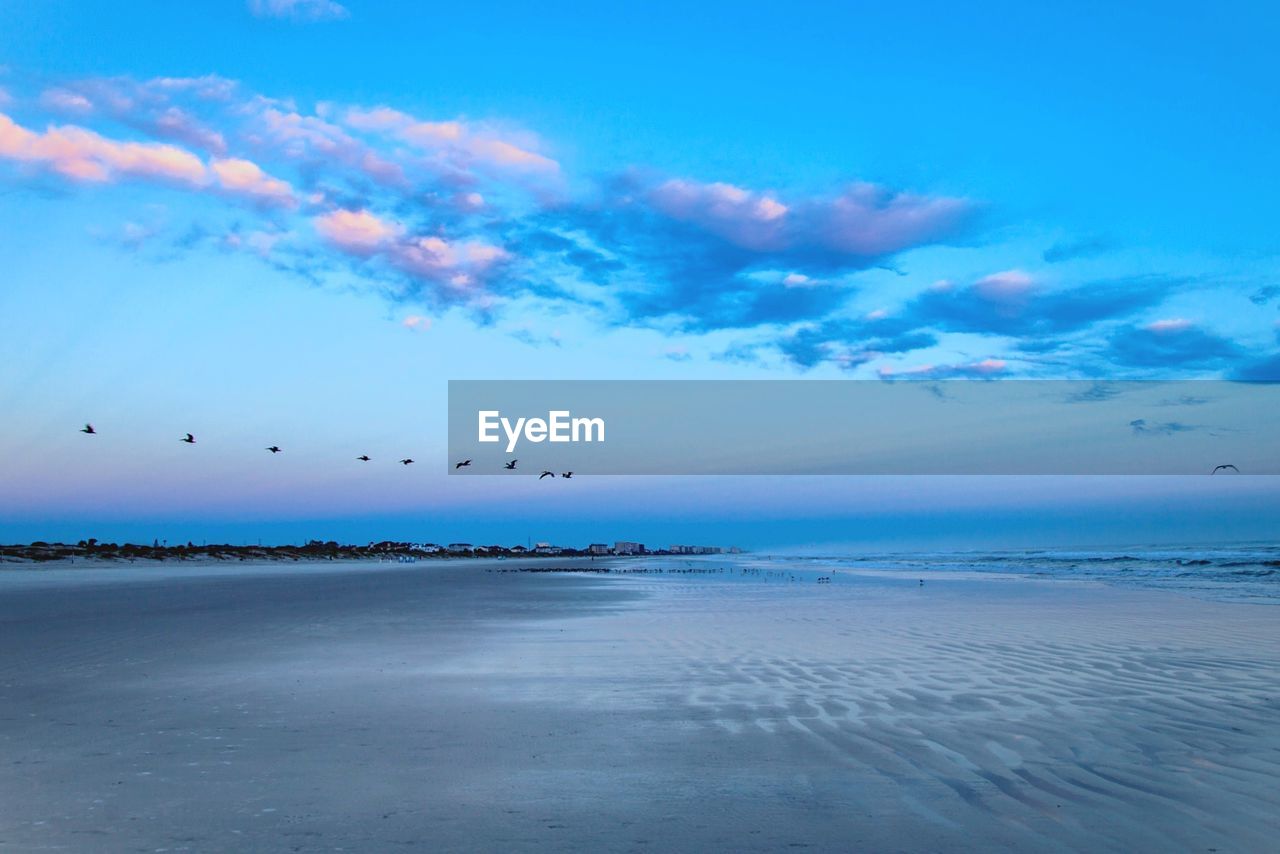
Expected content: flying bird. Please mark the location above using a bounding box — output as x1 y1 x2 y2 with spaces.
266 446 282 454
1211 464 1240 474
455 460 472 469
357 455 371 462
561 471 573 479
80 423 96 435
400 458 414 465
181 433 195 444
504 459 518 470
539 470 555 479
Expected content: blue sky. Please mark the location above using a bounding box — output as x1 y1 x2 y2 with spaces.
1 1 1277 547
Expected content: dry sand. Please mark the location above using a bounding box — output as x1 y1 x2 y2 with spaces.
1 559 1277 852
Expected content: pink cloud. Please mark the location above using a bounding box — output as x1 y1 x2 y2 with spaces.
1146 318 1193 333
211 157 294 205
389 235 508 288
650 179 789 251
645 177 969 257
315 207 508 290
0 113 206 185
974 270 1035 302
252 106 404 185
879 358 1008 379
343 105 559 174
313 208 402 253
805 183 971 256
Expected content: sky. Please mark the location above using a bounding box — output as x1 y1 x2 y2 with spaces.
1 0 1278 548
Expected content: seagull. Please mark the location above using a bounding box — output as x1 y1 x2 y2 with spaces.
80 423 96 435
561 471 574 479
400 458 414 465
504 459 518 470
181 433 195 444
357 455 371 462
539 470 555 479
455 459 472 469
1211 464 1240 474
266 446 282 454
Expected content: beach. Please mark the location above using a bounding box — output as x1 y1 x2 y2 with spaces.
1 558 1277 852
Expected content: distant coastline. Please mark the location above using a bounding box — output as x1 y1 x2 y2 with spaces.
0 539 740 564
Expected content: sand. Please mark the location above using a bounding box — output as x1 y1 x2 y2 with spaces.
1 558 1277 852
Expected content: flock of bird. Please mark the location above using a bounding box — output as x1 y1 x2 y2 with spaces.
79 424 574 477
78 423 1239 476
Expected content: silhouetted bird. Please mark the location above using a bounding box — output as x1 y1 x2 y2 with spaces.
266 446 281 454
455 459 472 469
539 470 555 479
400 458 414 465
561 471 573 479
81 423 96 435
181 433 195 444
1211 464 1240 474
357 455 371 462
504 459 518 470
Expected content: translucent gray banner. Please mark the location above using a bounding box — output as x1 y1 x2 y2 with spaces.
447 380 1279 475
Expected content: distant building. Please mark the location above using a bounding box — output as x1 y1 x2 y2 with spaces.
534 544 563 555
510 545 528 554
670 545 724 555
417 543 442 553
587 543 610 555
614 541 645 555
446 543 473 553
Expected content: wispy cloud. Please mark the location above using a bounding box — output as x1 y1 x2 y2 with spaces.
248 0 349 22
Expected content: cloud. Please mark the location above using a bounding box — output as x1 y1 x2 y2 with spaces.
248 0 349 21
1232 352 1280 382
904 273 1177 338
40 88 94 114
344 106 559 176
1129 418 1198 436
645 177 970 258
402 314 432 331
211 157 295 206
314 208 401 252
315 207 508 298
0 111 296 209
0 112 207 184
250 105 404 186
1249 285 1279 306
1043 235 1111 263
776 318 937 369
1105 321 1240 369
878 358 1008 380
521 174 973 332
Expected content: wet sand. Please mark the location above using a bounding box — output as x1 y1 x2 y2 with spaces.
1 559 1277 851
